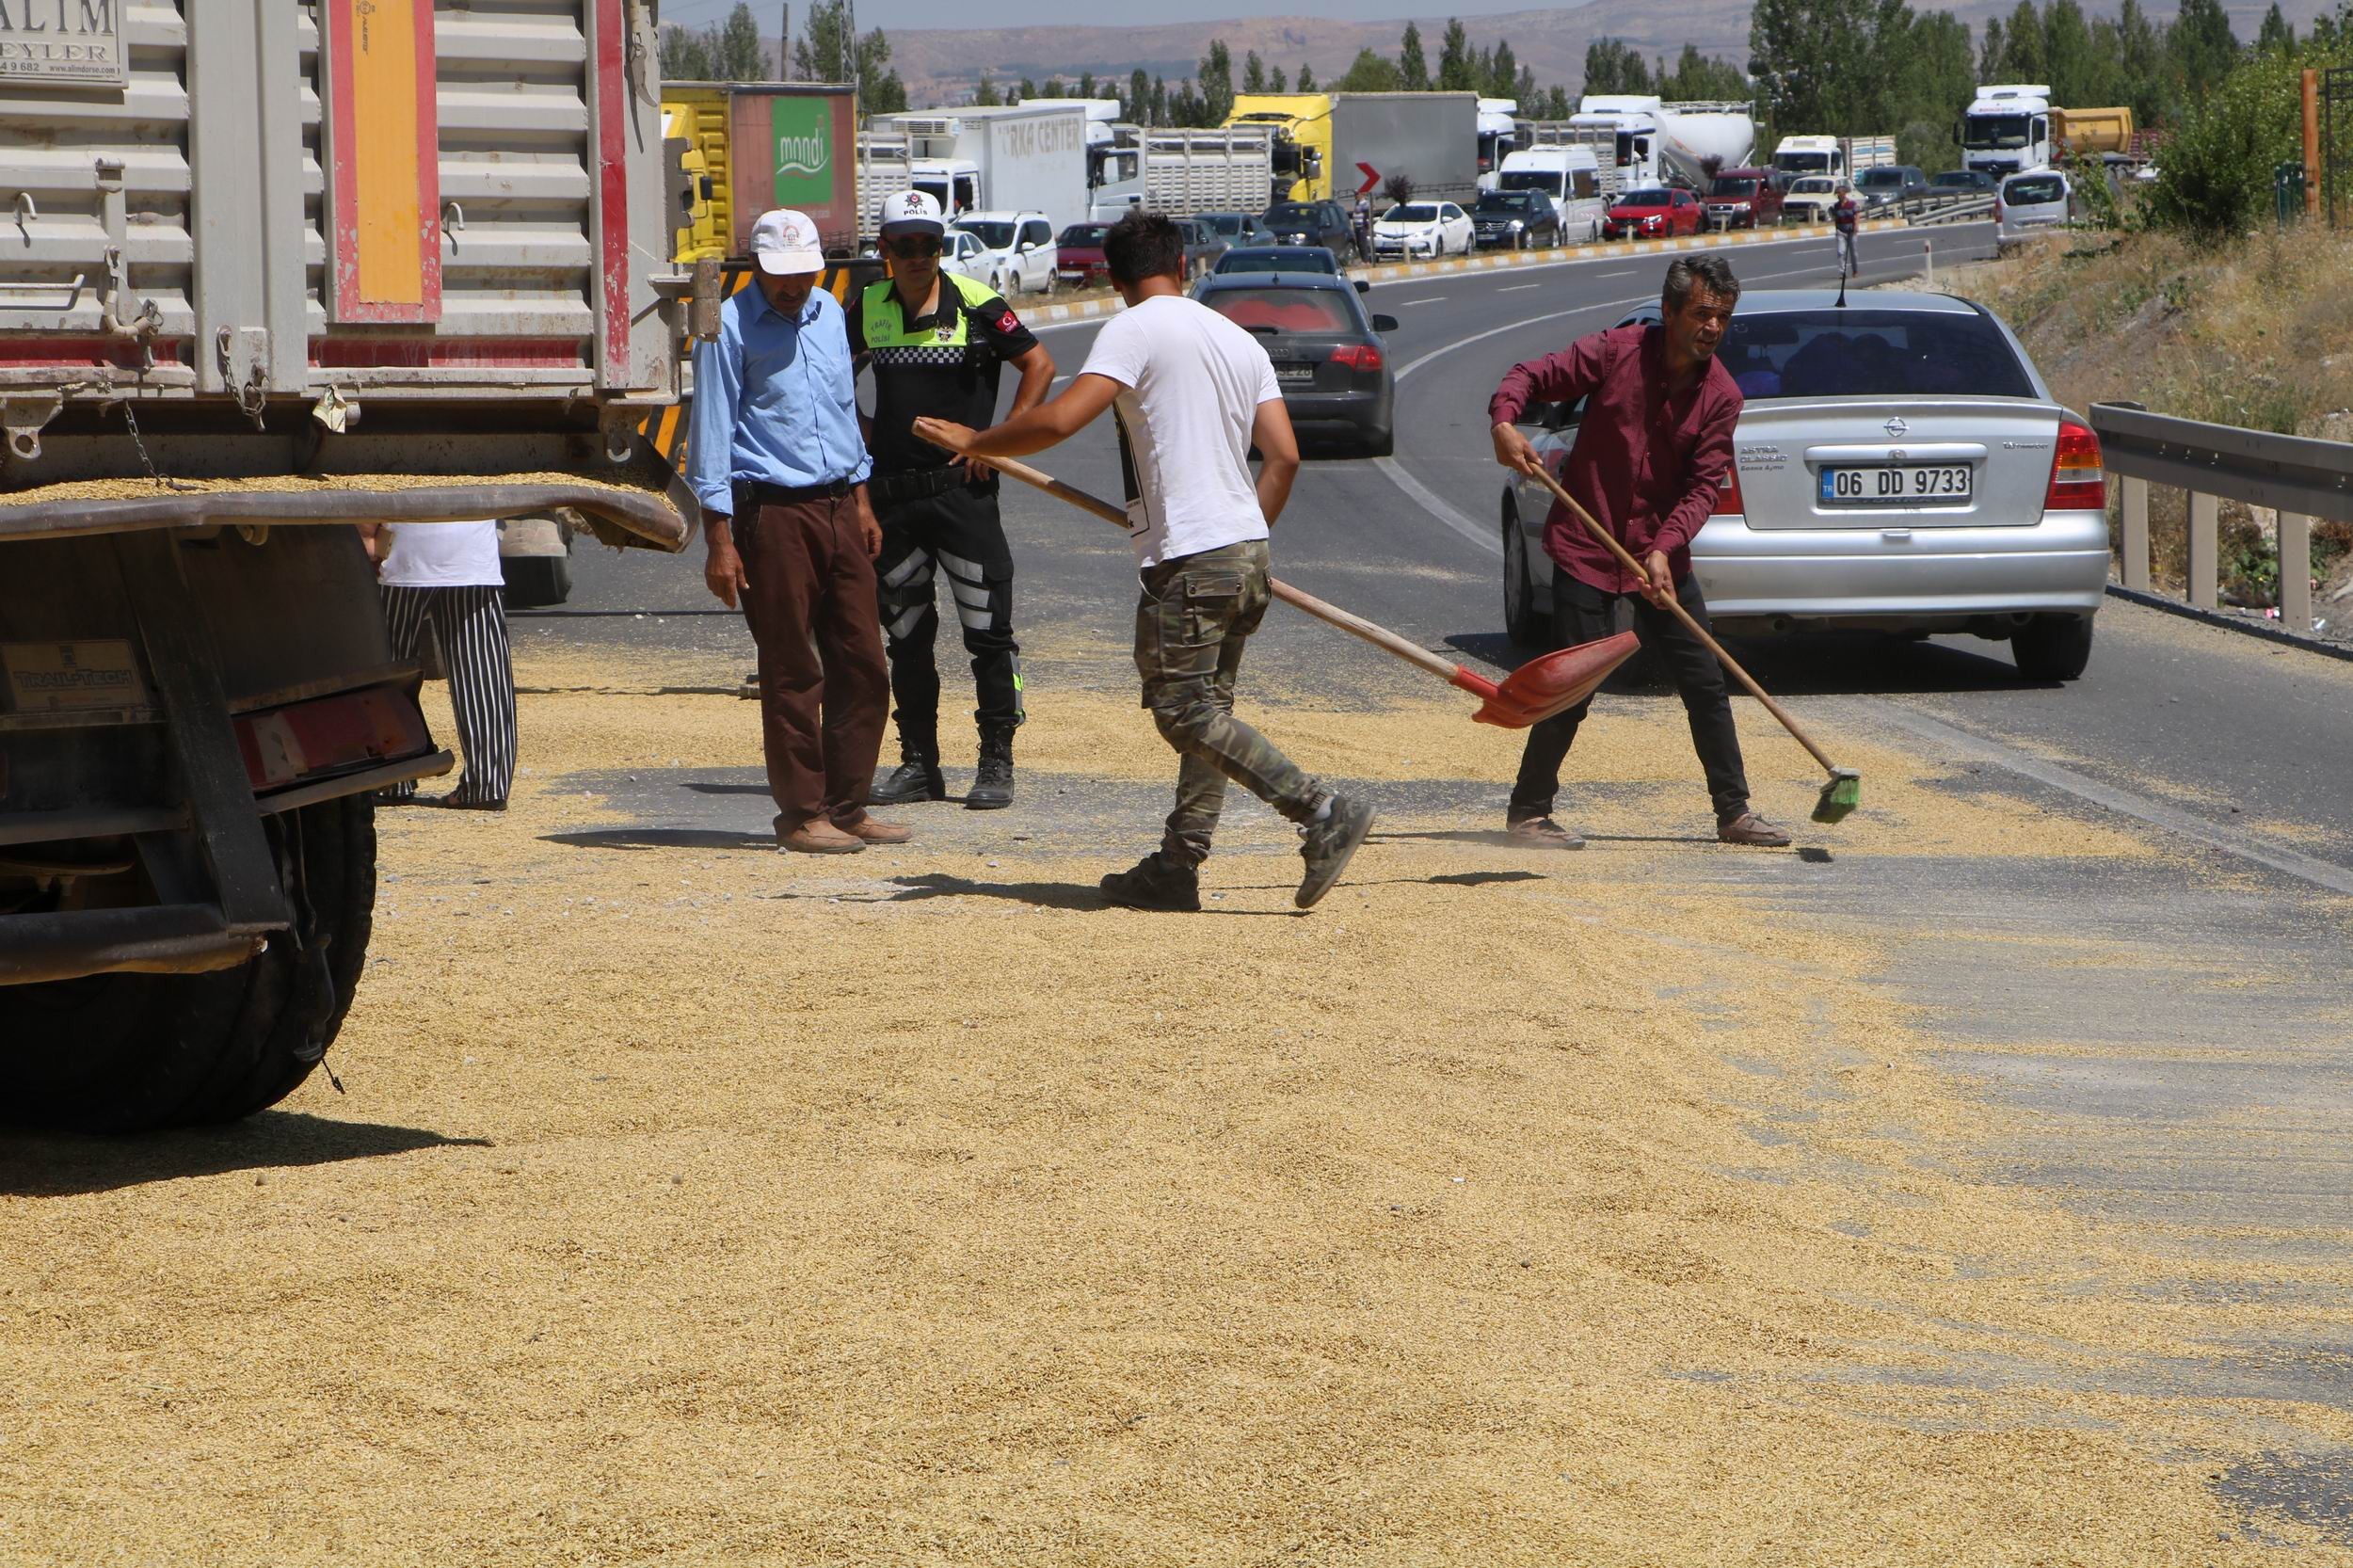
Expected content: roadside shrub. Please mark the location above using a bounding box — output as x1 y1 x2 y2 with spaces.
2147 40 2349 236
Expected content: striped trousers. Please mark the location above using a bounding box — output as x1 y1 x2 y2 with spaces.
379 584 518 806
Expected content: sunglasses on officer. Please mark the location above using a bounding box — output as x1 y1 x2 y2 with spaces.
886 235 942 258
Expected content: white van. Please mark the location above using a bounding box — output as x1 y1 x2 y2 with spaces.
1494 145 1610 240
1996 168 2072 243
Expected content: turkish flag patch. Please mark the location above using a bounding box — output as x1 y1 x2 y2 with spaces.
996 310 1022 334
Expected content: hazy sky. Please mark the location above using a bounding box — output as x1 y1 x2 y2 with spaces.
658 0 1564 31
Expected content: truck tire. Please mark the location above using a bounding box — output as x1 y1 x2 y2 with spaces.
0 795 376 1133
2011 614 2095 680
503 553 572 609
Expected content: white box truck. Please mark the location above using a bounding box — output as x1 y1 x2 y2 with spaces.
869 104 1094 233
1770 134 1897 180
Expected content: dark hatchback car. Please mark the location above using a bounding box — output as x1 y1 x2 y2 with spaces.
1470 189 1561 249
1261 199 1355 257
1194 273 1398 456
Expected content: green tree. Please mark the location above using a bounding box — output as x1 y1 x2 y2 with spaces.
1271 66 1289 92
1584 37 1651 95
1400 22 1431 90
1487 40 1518 97
1016 77 1038 101
2169 0 2243 100
1749 0 1881 136
1199 40 1236 123
1657 42 1749 100
659 24 714 80
2147 40 2329 232
2111 0 2169 123
1077 72 1098 99
1999 0 2046 81
1297 62 1317 92
1437 20 1478 91
1243 51 1268 93
2044 0 2106 104
1337 48 1405 91
974 73 1000 106
1978 15 2006 76
713 2 769 79
2255 2 2296 54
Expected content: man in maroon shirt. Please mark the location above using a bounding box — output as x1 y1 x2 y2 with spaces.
1488 254 1790 849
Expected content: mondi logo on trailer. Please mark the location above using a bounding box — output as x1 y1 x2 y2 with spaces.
770 96 835 207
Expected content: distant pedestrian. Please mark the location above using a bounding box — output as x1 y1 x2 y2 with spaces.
1832 182 1860 279
360 518 516 810
1488 254 1790 850
851 190 1055 811
912 210 1375 912
687 208 908 856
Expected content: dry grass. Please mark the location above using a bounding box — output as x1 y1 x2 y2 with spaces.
4 643 2350 1564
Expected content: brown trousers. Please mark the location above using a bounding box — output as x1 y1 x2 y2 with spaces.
736 495 889 832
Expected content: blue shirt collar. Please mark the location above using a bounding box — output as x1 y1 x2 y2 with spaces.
755 286 824 328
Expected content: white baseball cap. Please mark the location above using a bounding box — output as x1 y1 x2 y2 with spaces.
748 208 825 275
877 189 944 238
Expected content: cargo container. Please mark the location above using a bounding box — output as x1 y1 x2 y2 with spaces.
0 0 693 1130
865 103 1096 235
1091 126 1278 219
1770 135 1897 181
665 81 861 262
1226 92 1480 206
2053 106 2135 159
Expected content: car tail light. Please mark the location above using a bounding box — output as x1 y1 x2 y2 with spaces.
1329 343 1384 372
2044 419 2105 510
1711 464 1745 516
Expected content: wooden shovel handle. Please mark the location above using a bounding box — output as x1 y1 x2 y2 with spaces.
1527 464 1841 777
976 453 1461 681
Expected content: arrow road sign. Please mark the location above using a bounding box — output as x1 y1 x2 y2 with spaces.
1355 162 1380 197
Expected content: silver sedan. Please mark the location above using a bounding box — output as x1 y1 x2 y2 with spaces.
1499 289 2110 680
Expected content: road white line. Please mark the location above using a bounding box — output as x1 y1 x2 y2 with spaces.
1401 295 1450 305
1497 282 1542 293
1856 706 2353 898
1372 456 1501 557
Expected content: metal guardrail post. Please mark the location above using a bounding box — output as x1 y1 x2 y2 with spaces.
2120 474 2151 590
2187 491 2219 609
2281 510 2313 629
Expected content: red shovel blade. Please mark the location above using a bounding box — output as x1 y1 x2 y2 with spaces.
1455 630 1641 728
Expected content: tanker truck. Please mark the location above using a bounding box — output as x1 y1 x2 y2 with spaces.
1573 95 1757 190
0 0 694 1131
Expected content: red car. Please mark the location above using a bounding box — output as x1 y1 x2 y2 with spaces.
1053 222 1112 289
1601 186 1704 240
1704 168 1785 230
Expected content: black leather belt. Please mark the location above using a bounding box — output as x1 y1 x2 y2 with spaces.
870 466 994 506
742 476 856 508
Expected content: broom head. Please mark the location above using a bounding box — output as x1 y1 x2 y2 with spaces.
1812 767 1862 824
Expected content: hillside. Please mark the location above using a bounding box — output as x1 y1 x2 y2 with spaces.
807 0 2333 107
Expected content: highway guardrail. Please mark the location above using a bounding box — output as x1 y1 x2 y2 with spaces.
2091 400 2353 633
1905 193 1998 225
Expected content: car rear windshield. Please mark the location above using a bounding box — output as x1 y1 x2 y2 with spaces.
1475 192 1535 212
1791 178 1834 194
1710 178 1758 197
1857 168 1904 187
1203 288 1356 334
1204 214 1245 234
1219 250 1336 274
1265 204 1320 225
1931 170 1979 185
1057 225 1108 246
1386 204 1438 222
956 221 1017 248
1717 310 2037 400
1619 189 1673 205
2005 175 2066 204
1498 169 1565 195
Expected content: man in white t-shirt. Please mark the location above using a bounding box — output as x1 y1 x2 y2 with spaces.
914 210 1374 912
356 518 517 809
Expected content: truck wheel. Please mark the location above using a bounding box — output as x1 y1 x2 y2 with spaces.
2011 614 2094 680
503 553 572 609
0 795 376 1133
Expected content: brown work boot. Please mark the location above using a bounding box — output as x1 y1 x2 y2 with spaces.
835 815 913 845
778 820 867 855
1717 810 1792 847
1506 815 1585 850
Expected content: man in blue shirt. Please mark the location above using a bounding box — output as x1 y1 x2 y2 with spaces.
689 209 907 855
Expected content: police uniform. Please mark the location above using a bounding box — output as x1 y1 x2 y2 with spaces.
849 265 1041 801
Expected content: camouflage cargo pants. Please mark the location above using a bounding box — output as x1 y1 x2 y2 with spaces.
1133 539 1324 867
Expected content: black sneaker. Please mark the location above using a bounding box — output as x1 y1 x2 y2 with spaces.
871 754 947 805
966 735 1014 811
1296 793 1375 909
1099 853 1201 913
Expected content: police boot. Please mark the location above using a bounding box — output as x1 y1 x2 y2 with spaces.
872 736 947 805
966 724 1016 810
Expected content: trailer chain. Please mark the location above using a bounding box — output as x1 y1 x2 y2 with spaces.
112 398 198 492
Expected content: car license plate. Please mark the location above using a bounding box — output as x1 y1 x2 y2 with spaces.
1275 365 1316 385
1819 464 1973 504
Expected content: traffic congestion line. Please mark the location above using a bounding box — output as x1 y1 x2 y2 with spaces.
1019 216 1917 329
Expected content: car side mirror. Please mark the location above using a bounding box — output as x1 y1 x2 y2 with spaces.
1370 313 1400 333
1353 279 1369 295
1016 240 1032 253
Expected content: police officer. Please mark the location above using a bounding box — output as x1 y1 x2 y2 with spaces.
850 191 1055 809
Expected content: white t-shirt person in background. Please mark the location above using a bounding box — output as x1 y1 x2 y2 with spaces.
356 519 519 810
913 210 1375 913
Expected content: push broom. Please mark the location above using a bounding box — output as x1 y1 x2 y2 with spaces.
1526 464 1862 824
960 453 1639 729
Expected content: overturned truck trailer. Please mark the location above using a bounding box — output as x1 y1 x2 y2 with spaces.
0 0 693 1130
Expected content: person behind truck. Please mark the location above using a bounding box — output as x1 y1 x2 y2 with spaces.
355 518 517 810
1832 182 1860 279
848 190 1055 810
686 208 908 856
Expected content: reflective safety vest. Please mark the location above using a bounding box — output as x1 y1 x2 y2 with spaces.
858 271 999 371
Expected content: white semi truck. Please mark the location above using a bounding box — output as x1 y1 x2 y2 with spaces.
1962 85 2058 178
0 0 693 1130
1770 134 1898 181
1572 95 1757 190
863 103 1096 236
